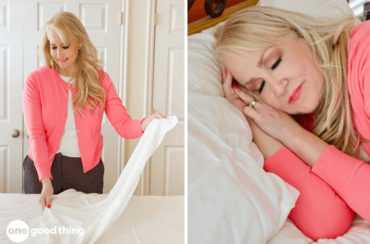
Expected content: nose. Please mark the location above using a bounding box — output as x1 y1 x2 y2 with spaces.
270 78 288 97
56 48 63 59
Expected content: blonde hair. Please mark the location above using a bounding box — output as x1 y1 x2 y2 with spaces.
215 6 361 157
39 11 105 115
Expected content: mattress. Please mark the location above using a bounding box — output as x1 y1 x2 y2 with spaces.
0 193 184 244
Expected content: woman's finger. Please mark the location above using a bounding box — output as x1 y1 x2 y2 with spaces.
39 196 46 210
221 69 253 111
221 67 230 84
243 105 261 121
222 70 235 99
46 195 52 209
224 69 232 87
154 113 165 119
234 87 253 105
221 67 226 81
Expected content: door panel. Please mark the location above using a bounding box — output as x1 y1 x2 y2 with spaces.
150 0 184 195
0 1 24 193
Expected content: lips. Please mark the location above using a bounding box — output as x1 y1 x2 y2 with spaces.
289 84 303 104
58 58 68 63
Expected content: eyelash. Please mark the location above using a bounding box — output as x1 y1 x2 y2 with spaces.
258 81 265 94
258 57 281 94
51 46 69 50
271 57 281 70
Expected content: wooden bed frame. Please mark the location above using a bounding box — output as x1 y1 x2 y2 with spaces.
188 0 259 35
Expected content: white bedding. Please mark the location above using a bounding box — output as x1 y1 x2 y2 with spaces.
269 215 370 244
188 0 370 243
0 194 184 244
0 117 183 243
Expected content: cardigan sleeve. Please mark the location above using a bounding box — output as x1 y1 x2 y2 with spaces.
264 147 354 240
311 146 370 221
23 73 52 181
102 72 144 139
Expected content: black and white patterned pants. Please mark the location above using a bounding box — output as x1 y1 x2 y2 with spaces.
23 153 104 194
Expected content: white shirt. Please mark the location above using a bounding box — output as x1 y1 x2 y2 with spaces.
56 74 81 157
359 144 370 162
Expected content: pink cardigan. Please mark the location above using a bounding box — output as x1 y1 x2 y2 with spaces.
264 20 370 240
23 66 143 181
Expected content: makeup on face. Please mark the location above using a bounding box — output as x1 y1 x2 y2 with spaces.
50 44 70 58
223 36 325 115
239 49 282 96
289 83 303 104
47 30 80 76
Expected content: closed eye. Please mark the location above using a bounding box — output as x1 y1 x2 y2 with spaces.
271 57 281 70
258 80 265 94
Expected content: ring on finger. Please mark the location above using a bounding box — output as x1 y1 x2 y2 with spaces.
249 98 258 109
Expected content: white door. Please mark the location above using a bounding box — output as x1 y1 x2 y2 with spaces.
0 1 24 193
150 0 185 195
1 0 125 193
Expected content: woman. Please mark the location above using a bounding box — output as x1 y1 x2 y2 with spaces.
23 12 163 210
215 6 370 241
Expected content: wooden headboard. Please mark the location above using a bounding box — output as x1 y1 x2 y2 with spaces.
188 0 366 35
188 0 259 35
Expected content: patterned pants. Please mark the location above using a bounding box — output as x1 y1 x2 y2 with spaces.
23 153 104 194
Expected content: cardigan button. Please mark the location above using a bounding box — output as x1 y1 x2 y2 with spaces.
76 129 80 133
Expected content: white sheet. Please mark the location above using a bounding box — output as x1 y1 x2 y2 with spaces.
0 116 180 243
0 194 184 244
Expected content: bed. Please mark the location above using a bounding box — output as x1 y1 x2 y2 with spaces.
188 0 370 243
0 194 184 244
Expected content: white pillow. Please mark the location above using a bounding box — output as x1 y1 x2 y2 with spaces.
188 22 299 244
188 1 355 243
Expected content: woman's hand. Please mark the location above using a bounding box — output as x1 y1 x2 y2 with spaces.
221 67 249 112
249 119 285 160
221 68 284 158
222 67 298 142
222 67 329 165
141 113 166 131
39 178 53 210
235 87 329 166
234 87 299 143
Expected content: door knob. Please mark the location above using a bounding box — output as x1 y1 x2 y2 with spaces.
12 129 20 138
